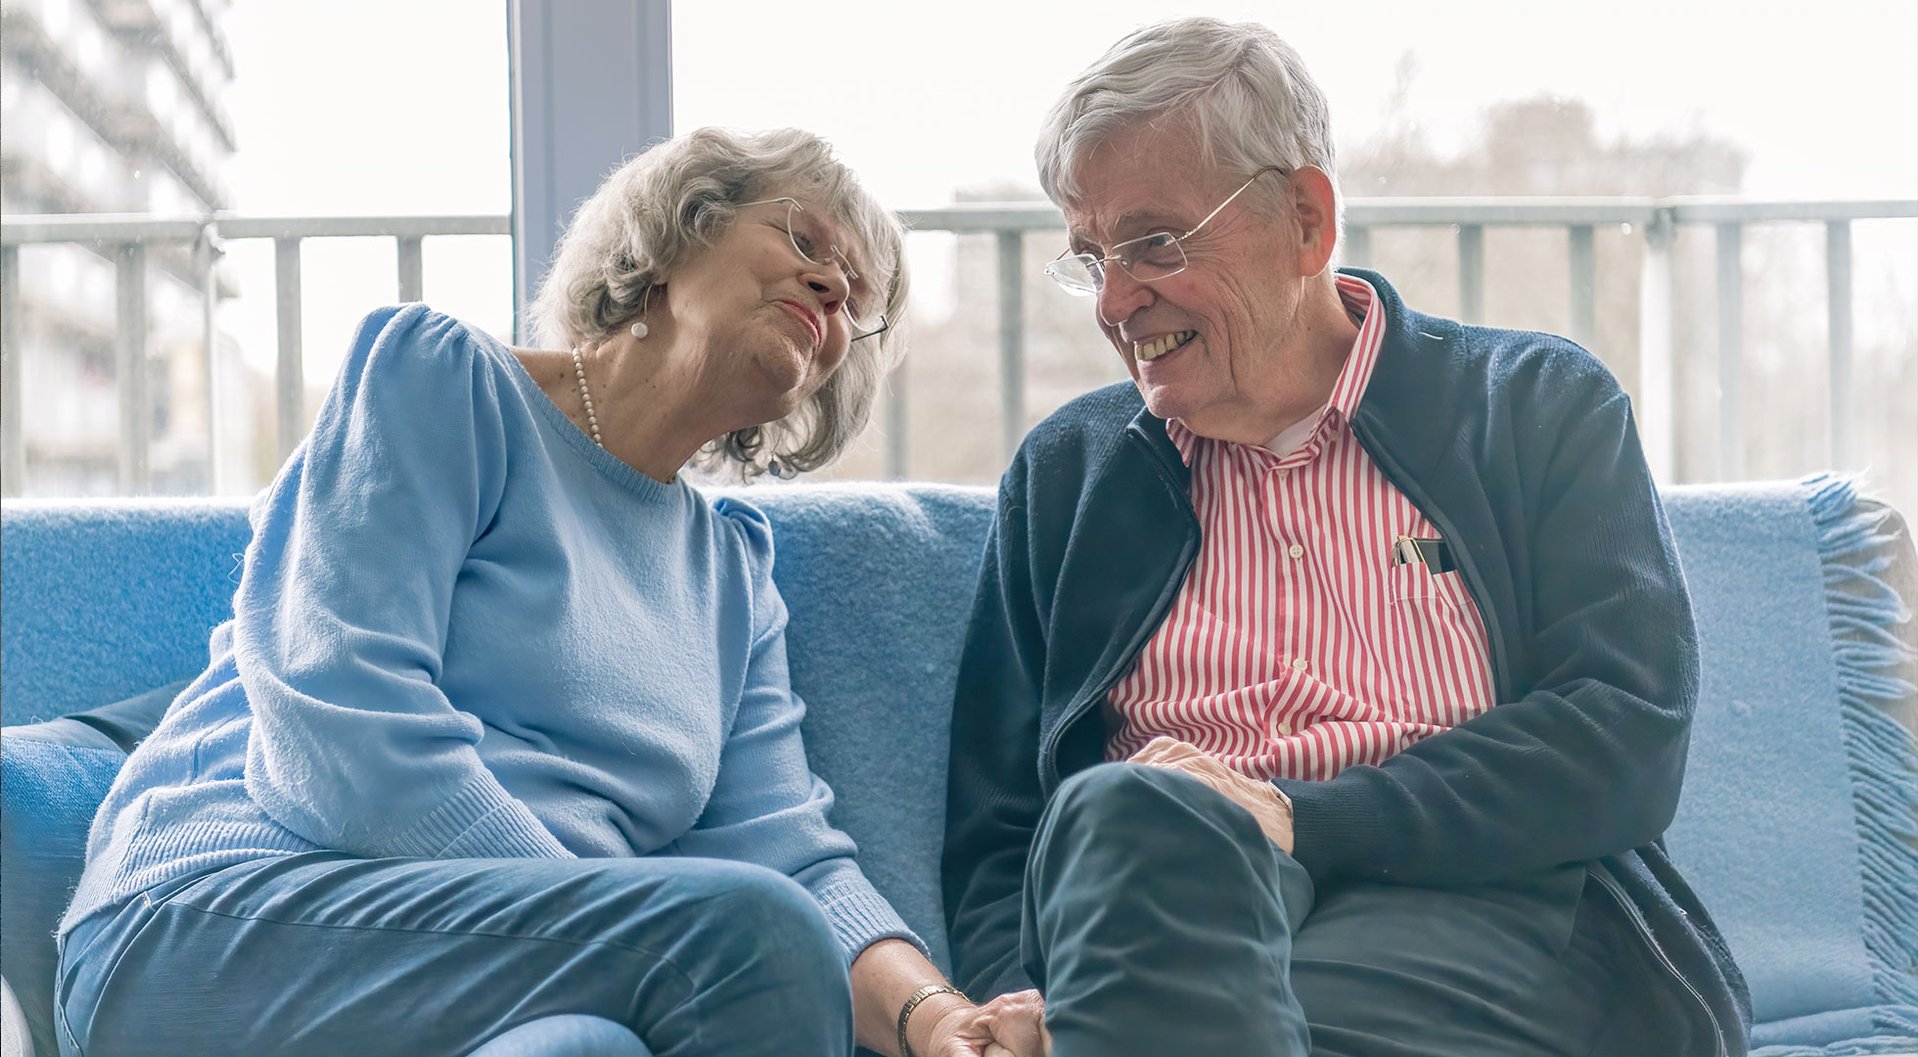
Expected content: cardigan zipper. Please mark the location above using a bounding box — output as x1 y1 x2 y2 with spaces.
1039 425 1200 790
1590 870 1727 1056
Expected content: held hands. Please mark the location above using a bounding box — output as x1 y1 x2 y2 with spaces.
923 988 1049 1057
1129 736 1296 854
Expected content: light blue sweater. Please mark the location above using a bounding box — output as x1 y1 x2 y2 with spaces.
63 304 919 960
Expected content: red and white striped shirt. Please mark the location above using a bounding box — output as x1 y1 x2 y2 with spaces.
1105 275 1496 781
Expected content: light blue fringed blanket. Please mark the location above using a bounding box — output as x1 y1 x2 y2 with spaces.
1664 476 1918 1056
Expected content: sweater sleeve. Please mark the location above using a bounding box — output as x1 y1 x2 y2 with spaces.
1278 366 1697 888
237 305 572 861
667 500 924 963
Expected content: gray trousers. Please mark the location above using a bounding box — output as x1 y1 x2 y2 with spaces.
1021 763 1638 1057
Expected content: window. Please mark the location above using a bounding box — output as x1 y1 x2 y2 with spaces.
3 1 1913 513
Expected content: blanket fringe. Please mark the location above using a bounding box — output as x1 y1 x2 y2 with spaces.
1755 1034 1918 1057
1802 473 1918 1050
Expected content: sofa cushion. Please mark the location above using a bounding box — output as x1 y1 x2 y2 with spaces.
746 483 996 973
1 722 129 1057
0 500 253 727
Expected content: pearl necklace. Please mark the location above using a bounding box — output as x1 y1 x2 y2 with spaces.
570 346 604 448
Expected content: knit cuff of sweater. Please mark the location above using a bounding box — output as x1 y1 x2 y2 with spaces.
812 875 928 963
402 779 574 859
1272 777 1380 886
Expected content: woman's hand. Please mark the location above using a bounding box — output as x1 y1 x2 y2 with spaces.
925 988 1049 1057
1129 736 1295 853
849 939 1048 1057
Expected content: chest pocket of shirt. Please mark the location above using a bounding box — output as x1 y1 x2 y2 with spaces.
1386 560 1468 696
1381 552 1496 721
1385 551 1490 692
1387 556 1464 611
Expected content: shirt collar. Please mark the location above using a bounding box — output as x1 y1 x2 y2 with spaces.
1164 273 1387 468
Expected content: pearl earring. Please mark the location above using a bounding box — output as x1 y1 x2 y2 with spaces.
630 320 649 340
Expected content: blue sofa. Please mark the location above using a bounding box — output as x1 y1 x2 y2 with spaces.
4 479 1916 1057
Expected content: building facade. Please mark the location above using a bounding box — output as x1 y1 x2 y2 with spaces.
1 0 238 495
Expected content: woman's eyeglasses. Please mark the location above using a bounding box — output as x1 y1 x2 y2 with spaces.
741 197 890 342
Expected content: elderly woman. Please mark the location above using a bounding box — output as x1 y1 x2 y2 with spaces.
55 128 1042 1057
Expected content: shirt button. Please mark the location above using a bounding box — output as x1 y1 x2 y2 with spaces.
1291 658 1310 672
1288 543 1305 559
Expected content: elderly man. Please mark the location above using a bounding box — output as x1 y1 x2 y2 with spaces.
942 16 1751 1057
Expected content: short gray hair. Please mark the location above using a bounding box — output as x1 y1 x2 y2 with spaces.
530 127 908 479
1036 18 1338 213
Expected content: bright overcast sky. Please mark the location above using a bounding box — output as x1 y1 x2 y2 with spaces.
227 0 1918 212
219 0 1917 380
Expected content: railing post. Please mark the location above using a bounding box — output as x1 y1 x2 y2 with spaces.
1568 224 1596 349
1826 220 1854 468
116 243 151 492
275 237 305 459
997 229 1026 463
884 357 908 481
1344 225 1372 269
2 245 23 496
1457 224 1484 323
1715 223 1745 478
198 227 223 493
397 236 424 302
1637 208 1677 481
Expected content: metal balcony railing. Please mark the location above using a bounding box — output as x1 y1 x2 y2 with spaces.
1 213 510 494
3 197 1914 496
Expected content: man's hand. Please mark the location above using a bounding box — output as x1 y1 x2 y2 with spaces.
926 988 1049 1057
1129 737 1295 853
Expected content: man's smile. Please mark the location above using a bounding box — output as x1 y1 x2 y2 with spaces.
1133 330 1199 362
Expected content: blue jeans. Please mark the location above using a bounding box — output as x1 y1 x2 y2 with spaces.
56 853 853 1057
1020 764 1632 1057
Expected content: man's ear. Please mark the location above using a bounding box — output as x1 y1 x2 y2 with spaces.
1288 167 1340 277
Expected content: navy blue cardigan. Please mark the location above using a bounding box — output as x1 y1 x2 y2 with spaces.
942 269 1751 1055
